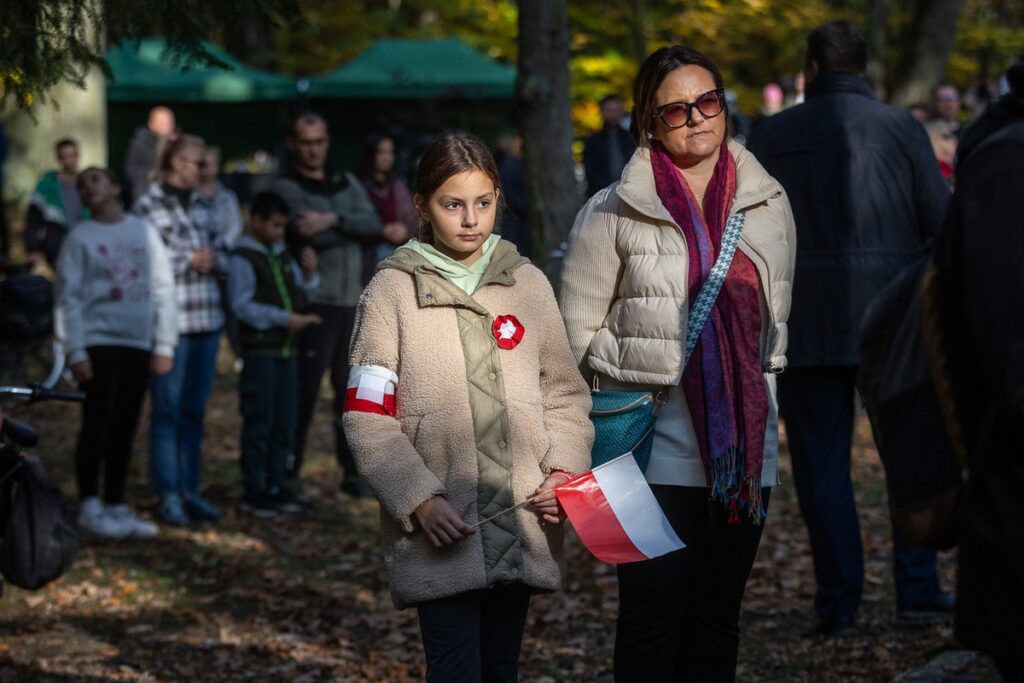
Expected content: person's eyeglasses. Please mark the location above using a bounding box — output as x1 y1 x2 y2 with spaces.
653 88 726 128
936 93 960 102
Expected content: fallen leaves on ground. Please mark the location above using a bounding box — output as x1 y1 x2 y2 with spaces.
0 370 959 682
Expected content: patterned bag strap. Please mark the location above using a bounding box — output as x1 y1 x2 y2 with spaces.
684 211 747 366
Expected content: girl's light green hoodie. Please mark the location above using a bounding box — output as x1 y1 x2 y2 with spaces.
397 234 501 294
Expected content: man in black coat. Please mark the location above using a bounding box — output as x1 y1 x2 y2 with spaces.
747 21 952 635
583 95 636 197
936 65 1024 680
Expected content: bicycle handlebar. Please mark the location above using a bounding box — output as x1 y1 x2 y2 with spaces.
0 384 85 403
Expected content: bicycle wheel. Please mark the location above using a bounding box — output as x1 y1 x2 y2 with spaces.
0 337 67 394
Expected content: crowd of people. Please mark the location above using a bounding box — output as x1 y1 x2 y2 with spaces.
16 16 1022 683
47 111 424 533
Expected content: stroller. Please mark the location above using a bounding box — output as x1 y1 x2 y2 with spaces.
0 261 66 390
0 384 83 596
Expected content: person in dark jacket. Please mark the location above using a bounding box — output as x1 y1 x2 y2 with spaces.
271 112 382 497
495 132 532 259
746 21 952 636
123 106 175 206
583 95 637 197
935 64 1024 681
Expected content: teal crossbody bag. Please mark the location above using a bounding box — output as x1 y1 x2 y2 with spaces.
589 212 746 471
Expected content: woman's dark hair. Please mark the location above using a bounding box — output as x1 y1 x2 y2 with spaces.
631 45 727 145
358 133 394 181
805 21 867 75
155 133 205 177
414 131 504 243
250 191 290 220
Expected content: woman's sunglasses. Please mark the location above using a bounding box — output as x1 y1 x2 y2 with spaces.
653 88 726 128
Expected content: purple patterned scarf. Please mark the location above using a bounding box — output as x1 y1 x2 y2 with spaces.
651 142 769 522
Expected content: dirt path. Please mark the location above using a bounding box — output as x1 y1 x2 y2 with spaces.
0 370 960 682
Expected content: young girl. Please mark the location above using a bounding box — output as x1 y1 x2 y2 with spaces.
342 132 593 681
55 167 177 539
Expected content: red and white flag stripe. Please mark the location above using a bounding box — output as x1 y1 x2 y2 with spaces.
343 365 398 417
555 453 685 564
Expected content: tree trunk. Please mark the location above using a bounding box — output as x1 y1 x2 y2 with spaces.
890 0 967 106
517 0 579 276
865 0 889 99
633 0 648 65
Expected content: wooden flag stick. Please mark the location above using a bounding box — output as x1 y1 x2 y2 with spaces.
470 490 547 529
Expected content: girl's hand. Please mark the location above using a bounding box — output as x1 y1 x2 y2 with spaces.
532 472 571 524
70 359 93 383
151 355 173 375
414 496 475 548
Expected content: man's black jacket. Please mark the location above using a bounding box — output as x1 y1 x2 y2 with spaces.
747 72 950 367
583 126 636 198
936 91 1024 660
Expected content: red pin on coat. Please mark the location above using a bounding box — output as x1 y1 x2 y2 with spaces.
492 315 525 350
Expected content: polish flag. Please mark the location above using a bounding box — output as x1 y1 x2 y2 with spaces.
343 365 398 417
555 453 685 564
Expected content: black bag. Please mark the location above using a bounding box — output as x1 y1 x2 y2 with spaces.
858 256 964 550
0 455 78 590
0 275 54 341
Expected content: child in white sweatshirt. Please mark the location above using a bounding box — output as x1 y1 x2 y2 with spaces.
55 167 177 540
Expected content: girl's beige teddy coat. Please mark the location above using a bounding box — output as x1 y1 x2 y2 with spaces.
342 241 594 608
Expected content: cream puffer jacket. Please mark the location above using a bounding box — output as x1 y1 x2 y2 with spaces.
560 141 796 385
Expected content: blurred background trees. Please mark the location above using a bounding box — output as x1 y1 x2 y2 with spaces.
1 0 1021 257
6 0 1022 133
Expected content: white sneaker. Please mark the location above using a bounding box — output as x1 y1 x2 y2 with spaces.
104 504 159 539
78 497 131 540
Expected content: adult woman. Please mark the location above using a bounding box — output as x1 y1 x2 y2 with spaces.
560 46 795 681
134 134 227 527
357 134 417 285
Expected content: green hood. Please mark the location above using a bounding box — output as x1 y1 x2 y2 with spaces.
379 238 530 313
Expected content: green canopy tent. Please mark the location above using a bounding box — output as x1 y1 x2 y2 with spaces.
105 39 297 195
106 38 297 103
305 38 518 172
305 37 516 99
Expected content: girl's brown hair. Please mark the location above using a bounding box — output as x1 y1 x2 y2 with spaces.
153 133 205 180
630 45 727 145
414 131 504 243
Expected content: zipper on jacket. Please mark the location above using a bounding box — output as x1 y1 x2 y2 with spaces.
590 394 654 415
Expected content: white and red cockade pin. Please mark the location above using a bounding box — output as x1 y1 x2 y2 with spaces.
492 315 525 350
